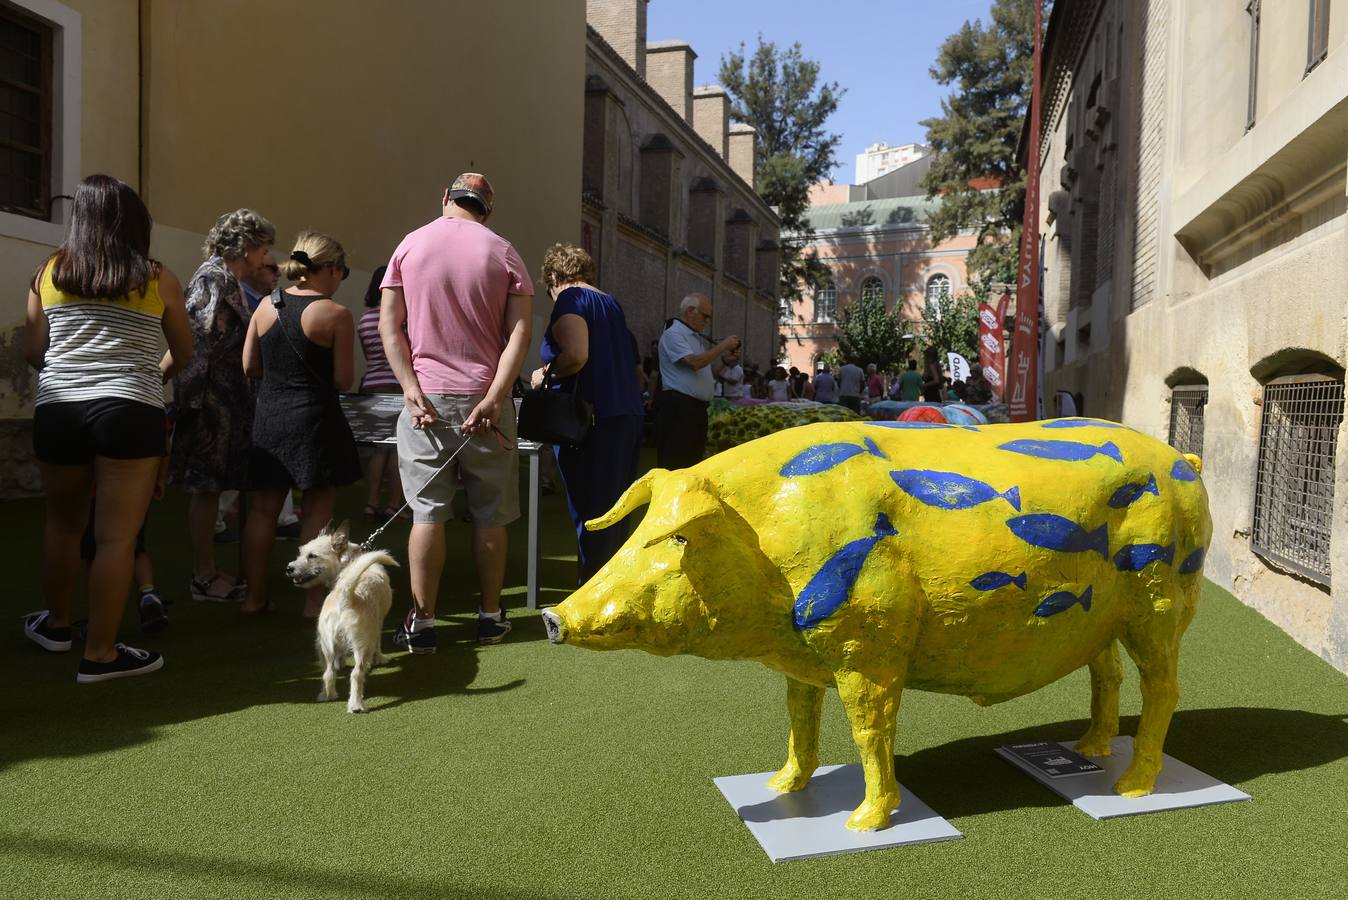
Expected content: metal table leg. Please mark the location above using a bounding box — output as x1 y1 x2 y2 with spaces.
527 448 540 610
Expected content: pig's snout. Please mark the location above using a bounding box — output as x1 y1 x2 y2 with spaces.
542 609 564 644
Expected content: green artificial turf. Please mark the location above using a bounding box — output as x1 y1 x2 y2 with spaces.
2 469 1346 899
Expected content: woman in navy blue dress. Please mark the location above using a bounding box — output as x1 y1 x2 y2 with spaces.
531 244 644 584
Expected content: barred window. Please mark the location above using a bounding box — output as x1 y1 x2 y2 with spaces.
0 5 53 218
1251 376 1344 585
860 276 884 306
814 279 836 322
1168 385 1208 457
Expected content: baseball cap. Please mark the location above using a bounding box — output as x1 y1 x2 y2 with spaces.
448 172 494 214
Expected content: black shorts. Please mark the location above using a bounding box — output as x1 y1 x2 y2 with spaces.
33 398 166 465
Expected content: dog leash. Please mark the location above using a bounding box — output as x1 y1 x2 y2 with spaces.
359 420 516 551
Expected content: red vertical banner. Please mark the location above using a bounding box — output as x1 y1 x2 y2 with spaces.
977 301 1006 400
1008 1 1044 422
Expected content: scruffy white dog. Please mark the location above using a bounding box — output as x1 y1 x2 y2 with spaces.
286 521 397 713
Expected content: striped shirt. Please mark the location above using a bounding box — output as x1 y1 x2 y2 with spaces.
358 307 400 391
36 263 165 409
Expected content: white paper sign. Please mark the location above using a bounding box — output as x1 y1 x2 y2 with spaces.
948 352 971 383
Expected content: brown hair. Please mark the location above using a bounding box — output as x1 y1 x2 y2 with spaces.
37 174 160 298
540 243 595 288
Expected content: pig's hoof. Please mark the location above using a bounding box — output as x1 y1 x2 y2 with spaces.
1113 766 1157 798
1075 732 1114 757
845 797 899 832
767 765 813 793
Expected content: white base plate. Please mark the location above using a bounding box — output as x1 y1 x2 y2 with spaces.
996 736 1252 819
714 764 962 862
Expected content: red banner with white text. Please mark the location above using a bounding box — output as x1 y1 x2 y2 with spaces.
1008 2 1044 422
977 301 1006 400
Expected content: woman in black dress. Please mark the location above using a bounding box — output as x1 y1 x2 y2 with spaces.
241 231 360 616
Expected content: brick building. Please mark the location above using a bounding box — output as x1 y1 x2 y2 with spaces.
780 153 978 373
583 0 781 369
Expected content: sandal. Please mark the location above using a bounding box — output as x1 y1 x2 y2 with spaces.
190 573 246 603
238 601 275 618
383 505 412 522
364 504 380 520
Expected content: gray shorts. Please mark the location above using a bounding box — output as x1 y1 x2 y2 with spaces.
396 394 520 527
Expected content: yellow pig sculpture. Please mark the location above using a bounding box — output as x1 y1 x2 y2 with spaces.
542 418 1212 831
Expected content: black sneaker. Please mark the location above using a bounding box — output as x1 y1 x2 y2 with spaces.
139 591 169 635
23 611 72 652
477 608 512 645
392 609 437 654
76 644 163 683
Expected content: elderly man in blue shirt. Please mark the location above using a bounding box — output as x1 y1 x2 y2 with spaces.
656 293 740 469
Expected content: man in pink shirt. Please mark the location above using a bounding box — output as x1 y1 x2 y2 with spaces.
379 173 533 650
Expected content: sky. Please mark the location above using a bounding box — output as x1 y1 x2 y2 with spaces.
646 0 997 184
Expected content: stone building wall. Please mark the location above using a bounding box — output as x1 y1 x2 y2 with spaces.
1034 0 1348 671
0 0 585 497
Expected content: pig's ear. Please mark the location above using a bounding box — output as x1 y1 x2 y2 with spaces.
638 475 724 548
585 469 668 532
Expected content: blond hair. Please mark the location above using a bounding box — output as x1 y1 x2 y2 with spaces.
540 243 595 288
282 230 346 281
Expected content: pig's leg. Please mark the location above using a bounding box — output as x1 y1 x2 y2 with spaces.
1115 618 1182 796
836 669 903 831
1076 641 1122 756
767 678 824 792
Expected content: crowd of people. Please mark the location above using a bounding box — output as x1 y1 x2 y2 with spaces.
704 351 996 408
20 170 1000 684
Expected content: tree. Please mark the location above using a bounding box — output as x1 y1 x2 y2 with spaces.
919 281 981 364
719 37 844 302
921 0 1042 296
835 288 912 372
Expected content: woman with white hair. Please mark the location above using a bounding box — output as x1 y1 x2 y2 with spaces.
170 208 275 602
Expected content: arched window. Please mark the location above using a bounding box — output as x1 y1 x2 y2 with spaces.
860 276 884 305
814 279 837 322
926 273 951 307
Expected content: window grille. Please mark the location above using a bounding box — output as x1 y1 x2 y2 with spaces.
860 276 884 306
1168 385 1208 457
814 280 836 323
1251 376 1344 585
0 6 53 218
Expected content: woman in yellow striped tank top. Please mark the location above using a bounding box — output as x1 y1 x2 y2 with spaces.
22 174 193 683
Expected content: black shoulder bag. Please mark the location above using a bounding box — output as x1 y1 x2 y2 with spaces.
517 363 594 447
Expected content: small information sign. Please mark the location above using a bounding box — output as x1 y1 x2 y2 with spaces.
1000 741 1104 779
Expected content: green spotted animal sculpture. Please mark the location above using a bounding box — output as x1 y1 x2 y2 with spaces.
542 418 1212 831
